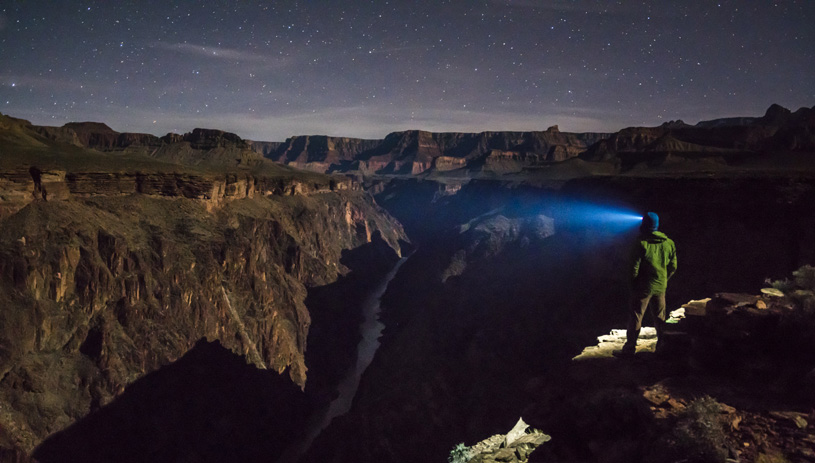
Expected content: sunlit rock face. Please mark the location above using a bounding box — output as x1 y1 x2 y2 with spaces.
0 189 404 452
0 167 354 220
258 129 610 175
0 114 407 457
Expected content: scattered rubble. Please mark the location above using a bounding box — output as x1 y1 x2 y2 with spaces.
447 418 550 463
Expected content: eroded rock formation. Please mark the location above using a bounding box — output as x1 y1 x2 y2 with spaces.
15 115 610 177
263 129 610 175
0 114 407 460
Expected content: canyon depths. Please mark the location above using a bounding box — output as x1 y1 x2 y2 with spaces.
1 105 814 462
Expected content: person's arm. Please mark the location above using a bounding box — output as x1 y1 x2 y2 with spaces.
667 242 677 279
631 243 642 282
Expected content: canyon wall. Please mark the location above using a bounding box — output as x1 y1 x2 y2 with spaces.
0 116 408 460
263 128 610 175
19 116 610 177
0 185 404 458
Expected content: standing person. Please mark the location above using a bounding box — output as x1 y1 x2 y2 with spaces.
614 212 677 357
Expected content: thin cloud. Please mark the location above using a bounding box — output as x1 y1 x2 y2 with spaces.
151 42 284 65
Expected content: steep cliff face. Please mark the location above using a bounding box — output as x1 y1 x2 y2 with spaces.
0 187 404 455
0 115 407 458
271 135 382 167
247 140 284 157
257 128 610 176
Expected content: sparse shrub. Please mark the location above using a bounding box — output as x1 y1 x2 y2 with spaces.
770 265 815 309
792 265 815 292
770 277 796 294
790 265 815 314
448 442 472 463
647 396 728 463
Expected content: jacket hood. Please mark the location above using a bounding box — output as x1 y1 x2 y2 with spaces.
642 230 669 243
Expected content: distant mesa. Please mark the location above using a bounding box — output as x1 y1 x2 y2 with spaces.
258 128 610 176
580 104 815 169
3 103 814 177
2 113 611 176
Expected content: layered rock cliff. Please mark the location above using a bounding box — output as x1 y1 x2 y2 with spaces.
0 115 407 459
262 128 610 175
12 104 815 180
11 115 610 178
0 189 403 453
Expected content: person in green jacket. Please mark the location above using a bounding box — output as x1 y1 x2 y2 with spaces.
615 212 677 357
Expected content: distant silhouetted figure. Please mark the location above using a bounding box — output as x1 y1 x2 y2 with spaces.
614 212 677 357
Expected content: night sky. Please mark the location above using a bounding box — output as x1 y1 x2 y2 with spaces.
1 1 813 141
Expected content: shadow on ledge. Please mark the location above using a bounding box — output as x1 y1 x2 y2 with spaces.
33 339 310 463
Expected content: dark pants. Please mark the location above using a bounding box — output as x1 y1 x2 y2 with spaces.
623 292 666 352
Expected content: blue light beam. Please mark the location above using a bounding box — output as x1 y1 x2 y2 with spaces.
554 201 643 231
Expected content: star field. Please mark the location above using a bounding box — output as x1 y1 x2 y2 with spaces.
1 1 813 141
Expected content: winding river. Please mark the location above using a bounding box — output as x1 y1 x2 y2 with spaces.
278 254 410 462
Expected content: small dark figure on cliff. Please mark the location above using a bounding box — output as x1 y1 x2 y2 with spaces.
614 212 677 358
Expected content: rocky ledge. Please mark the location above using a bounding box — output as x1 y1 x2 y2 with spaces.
562 266 815 462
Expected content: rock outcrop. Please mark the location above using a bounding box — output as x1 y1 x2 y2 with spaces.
447 418 551 463
672 268 815 389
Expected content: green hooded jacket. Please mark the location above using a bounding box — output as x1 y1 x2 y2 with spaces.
631 230 677 296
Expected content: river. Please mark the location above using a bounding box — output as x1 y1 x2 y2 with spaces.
277 254 410 462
